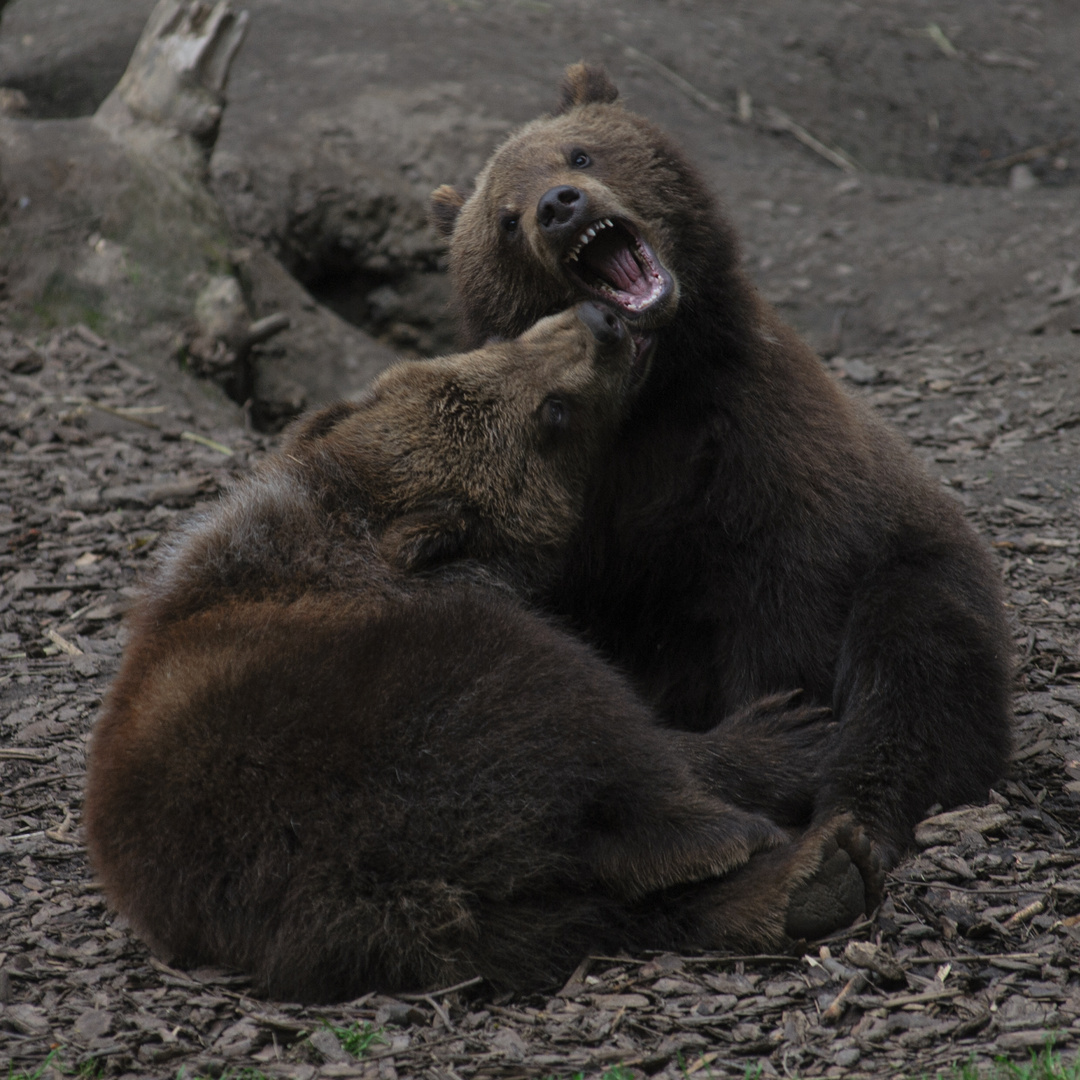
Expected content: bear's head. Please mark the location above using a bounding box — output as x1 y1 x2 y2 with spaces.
287 301 650 577
430 63 727 348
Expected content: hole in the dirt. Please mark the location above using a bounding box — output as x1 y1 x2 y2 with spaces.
305 267 389 335
288 249 458 361
264 168 460 361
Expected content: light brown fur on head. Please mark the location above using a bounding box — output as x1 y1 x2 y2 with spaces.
428 64 620 246
298 304 642 568
429 66 730 346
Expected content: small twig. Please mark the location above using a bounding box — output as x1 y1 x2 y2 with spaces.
246 312 291 347
736 89 753 124
67 397 161 430
822 971 867 1024
1003 898 1045 930
764 106 862 173
558 955 593 996
685 1051 722 1075
662 953 800 964
868 988 964 1009
889 877 1037 894
399 974 483 1000
181 431 234 456
975 137 1074 174
45 808 77 843
932 952 1042 963
424 995 455 1032
334 992 377 1013
622 46 725 114
925 23 959 58
815 915 876 945
1015 778 1065 835
238 1010 310 1035
46 627 83 656
0 770 84 800
622 40 861 176
0 748 51 762
146 956 252 1000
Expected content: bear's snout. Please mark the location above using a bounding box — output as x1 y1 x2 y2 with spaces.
537 185 587 234
576 301 624 347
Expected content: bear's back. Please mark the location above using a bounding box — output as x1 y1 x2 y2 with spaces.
142 430 406 627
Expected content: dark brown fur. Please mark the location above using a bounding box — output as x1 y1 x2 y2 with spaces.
431 65 1014 866
86 307 877 1002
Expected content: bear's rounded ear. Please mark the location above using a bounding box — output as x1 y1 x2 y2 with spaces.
429 184 468 241
557 63 619 114
379 503 481 573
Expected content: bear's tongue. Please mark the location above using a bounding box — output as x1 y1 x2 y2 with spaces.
580 230 647 299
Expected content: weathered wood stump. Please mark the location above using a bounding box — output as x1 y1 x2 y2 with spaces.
0 0 395 427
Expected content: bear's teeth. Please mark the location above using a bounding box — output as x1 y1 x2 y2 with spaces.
571 219 613 257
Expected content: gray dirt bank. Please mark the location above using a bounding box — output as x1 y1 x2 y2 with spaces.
1 1 1080 1077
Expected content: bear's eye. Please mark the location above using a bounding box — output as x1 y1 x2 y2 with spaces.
540 396 570 431
569 149 591 169
500 212 520 234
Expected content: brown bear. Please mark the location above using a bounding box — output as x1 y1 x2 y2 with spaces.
430 65 1014 868
85 303 879 1003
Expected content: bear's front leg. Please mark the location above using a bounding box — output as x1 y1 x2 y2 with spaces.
674 691 838 827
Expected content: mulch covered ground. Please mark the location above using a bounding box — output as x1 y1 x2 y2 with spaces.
1 318 1079 1079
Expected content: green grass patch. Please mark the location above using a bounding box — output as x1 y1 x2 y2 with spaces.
322 1020 388 1058
4 1050 102 1080
6 1049 63 1080
952 1044 1080 1080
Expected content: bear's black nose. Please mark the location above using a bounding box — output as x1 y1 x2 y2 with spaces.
537 186 586 232
576 301 625 346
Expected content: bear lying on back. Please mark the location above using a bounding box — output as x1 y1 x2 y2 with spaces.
86 304 878 1003
431 65 1014 866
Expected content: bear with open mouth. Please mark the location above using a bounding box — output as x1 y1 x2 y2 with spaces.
85 303 879 1002
431 64 1013 868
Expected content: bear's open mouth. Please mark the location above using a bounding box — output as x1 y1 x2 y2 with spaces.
564 218 672 316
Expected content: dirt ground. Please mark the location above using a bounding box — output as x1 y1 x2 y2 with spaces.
1 1 1079 1078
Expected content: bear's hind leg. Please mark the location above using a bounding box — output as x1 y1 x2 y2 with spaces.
641 816 883 953
824 555 1013 865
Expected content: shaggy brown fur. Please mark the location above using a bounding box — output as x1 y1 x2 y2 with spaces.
430 65 1014 867
86 305 879 1002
